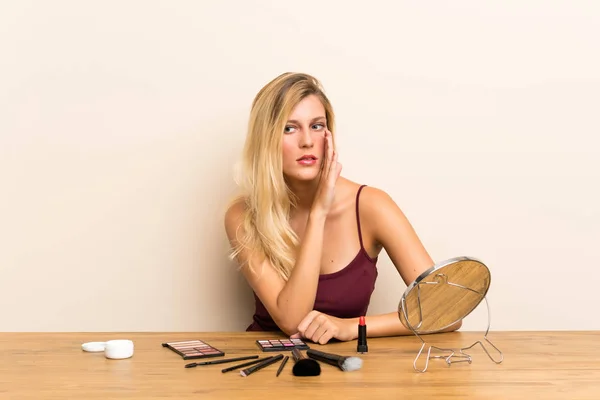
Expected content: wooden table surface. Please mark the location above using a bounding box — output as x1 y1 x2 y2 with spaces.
1 331 599 399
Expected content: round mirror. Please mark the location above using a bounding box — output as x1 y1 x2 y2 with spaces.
398 256 491 334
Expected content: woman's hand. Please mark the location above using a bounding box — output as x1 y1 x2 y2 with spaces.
290 310 356 344
310 129 342 216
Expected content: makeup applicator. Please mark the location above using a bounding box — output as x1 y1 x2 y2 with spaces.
291 348 321 376
306 349 363 372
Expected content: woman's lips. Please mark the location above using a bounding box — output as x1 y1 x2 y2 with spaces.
297 155 317 166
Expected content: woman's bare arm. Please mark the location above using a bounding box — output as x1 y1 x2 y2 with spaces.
358 186 462 337
225 201 327 334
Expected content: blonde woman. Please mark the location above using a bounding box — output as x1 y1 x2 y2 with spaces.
225 72 461 344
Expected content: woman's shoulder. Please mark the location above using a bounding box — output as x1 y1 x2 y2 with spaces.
339 178 397 209
360 184 396 204
332 178 401 229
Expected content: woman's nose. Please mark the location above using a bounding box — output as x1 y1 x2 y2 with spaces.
299 129 314 148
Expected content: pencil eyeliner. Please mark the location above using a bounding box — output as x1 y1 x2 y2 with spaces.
276 355 289 377
185 355 259 368
221 356 274 373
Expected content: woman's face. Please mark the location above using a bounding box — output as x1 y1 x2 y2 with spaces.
281 94 327 182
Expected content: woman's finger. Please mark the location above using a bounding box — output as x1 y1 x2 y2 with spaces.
312 322 329 344
326 130 334 162
318 330 334 345
327 150 339 186
319 131 332 179
303 319 322 340
296 310 320 334
327 132 333 164
304 314 327 341
330 150 338 171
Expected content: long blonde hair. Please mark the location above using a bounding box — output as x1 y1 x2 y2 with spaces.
229 72 336 281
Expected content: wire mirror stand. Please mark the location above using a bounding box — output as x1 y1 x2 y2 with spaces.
398 256 504 373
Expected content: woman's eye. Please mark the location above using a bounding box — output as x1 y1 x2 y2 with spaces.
312 123 325 130
284 126 296 134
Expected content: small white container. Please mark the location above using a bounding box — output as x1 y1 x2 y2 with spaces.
104 340 134 359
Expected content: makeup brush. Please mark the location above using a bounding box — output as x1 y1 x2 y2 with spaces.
306 349 363 372
185 355 259 368
291 348 321 376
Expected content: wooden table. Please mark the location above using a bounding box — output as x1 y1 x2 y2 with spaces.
1 331 599 399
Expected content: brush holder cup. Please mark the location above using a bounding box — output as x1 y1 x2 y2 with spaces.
397 256 503 373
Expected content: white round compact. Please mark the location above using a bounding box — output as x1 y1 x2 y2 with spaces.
81 341 106 352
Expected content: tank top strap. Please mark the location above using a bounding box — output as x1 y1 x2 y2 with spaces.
355 184 367 250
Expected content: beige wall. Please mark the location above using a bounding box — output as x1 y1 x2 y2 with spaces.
1 1 598 332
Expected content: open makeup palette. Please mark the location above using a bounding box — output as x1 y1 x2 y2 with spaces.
161 340 225 360
256 338 310 352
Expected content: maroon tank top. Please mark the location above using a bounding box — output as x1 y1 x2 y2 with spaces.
246 185 379 332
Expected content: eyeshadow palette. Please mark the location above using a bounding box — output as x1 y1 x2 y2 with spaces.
161 340 225 360
256 338 310 352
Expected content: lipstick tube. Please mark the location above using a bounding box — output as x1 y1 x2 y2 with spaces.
357 316 368 353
